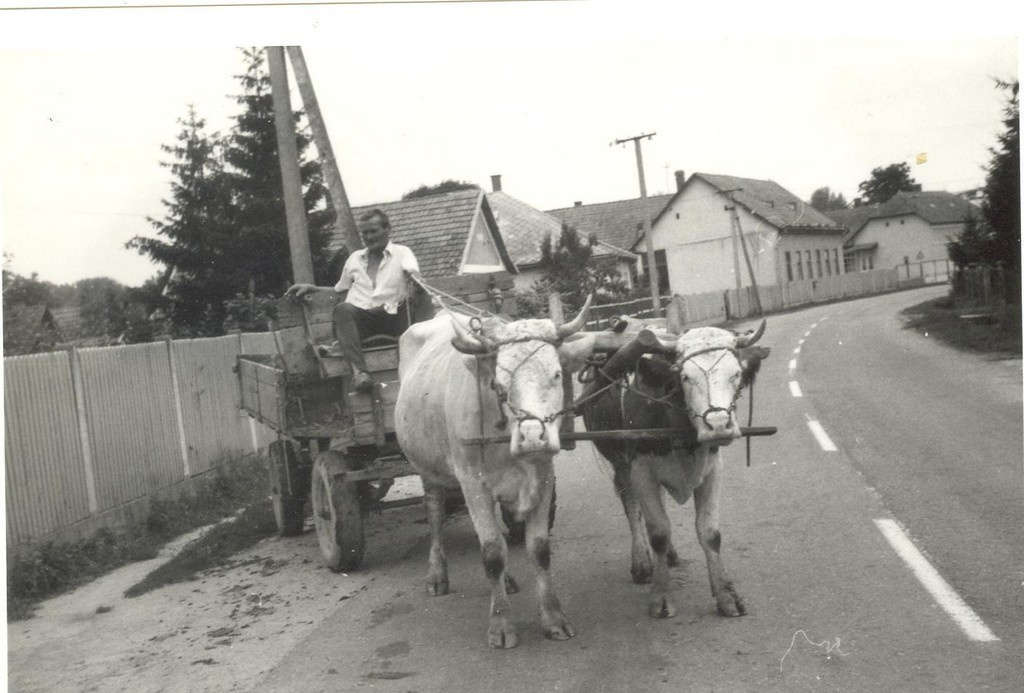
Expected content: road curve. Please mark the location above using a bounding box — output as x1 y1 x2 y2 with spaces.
256 286 1022 692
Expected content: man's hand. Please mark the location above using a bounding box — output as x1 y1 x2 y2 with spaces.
286 283 317 299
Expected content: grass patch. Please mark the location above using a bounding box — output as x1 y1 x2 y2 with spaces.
123 499 278 598
7 455 272 621
901 295 1022 356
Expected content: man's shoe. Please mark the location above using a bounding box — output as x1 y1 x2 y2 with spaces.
352 370 374 393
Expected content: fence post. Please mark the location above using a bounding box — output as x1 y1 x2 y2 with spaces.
69 347 99 515
165 337 193 478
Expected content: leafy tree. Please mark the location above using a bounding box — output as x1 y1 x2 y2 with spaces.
855 162 919 206
809 186 848 212
402 179 480 200
74 277 126 340
516 224 629 317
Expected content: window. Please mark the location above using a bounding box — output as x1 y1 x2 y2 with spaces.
834 249 841 274
785 251 793 281
796 251 804 280
868 255 874 270
815 249 823 277
824 250 832 276
805 251 813 278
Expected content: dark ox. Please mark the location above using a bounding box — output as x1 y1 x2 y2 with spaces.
396 297 626 648
580 321 769 618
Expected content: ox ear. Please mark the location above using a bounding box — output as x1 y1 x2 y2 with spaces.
738 345 770 388
556 333 599 374
635 354 674 389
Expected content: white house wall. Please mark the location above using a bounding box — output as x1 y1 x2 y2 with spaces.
653 178 780 294
855 215 962 272
461 205 505 273
776 235 846 283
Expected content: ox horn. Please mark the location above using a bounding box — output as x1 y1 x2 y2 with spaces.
556 294 594 339
450 315 490 354
735 319 766 348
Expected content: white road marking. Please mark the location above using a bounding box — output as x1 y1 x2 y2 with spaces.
793 346 802 354
798 338 806 345
874 519 999 642
804 331 812 338
789 381 803 397
788 358 797 374
805 417 838 451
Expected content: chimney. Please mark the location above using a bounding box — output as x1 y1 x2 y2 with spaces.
490 174 502 192
574 201 582 207
674 170 686 192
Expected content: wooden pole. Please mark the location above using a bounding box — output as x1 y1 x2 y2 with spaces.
267 46 315 284
285 46 361 254
727 198 764 315
614 132 661 315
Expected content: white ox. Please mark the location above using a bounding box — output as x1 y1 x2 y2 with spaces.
395 301 602 649
580 321 769 619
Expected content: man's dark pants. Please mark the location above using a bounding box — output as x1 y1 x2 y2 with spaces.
332 302 409 373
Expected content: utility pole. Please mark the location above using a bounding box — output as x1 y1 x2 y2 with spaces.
722 190 764 316
614 132 660 315
267 46 314 284
285 46 361 254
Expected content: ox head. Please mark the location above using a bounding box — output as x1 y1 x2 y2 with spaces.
449 297 594 457
648 320 770 445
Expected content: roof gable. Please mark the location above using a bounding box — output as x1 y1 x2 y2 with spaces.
344 189 515 279
546 194 674 251
488 191 564 267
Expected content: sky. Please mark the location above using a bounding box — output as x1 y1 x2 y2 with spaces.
0 2 1019 288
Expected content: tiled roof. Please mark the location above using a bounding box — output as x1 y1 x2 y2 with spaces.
340 189 515 280
546 194 674 252
490 192 632 268
830 191 979 245
871 191 980 225
826 205 879 240
687 173 844 232
487 191 563 268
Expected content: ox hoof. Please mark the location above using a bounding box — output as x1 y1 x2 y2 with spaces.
504 573 519 595
426 575 449 597
716 592 747 617
488 621 519 649
542 615 576 641
648 596 678 619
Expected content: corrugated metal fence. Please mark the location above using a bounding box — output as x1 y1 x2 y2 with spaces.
4 333 278 548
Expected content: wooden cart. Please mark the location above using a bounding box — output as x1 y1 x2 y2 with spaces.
236 273 515 572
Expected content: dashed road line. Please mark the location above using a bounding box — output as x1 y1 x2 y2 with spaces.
874 519 999 642
788 358 797 374
789 381 803 398
805 416 838 451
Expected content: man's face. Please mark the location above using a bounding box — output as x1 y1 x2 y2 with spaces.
359 216 390 253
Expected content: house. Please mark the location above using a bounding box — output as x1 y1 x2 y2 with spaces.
546 188 674 292
3 305 63 356
646 172 846 296
330 188 517 280
486 176 640 291
831 191 979 280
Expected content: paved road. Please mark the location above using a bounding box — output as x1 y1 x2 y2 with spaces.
254 285 1022 692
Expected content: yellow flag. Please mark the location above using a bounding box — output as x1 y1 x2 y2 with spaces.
916 152 928 165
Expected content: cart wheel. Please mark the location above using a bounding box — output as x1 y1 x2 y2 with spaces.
311 451 365 572
504 483 557 545
269 440 307 537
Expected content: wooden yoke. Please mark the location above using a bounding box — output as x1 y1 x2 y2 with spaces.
593 329 673 382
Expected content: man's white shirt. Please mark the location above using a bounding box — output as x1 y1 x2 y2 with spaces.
334 242 420 314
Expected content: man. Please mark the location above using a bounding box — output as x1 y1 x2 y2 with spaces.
287 208 420 392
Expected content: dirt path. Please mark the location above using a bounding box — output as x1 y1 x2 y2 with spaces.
6 479 427 693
